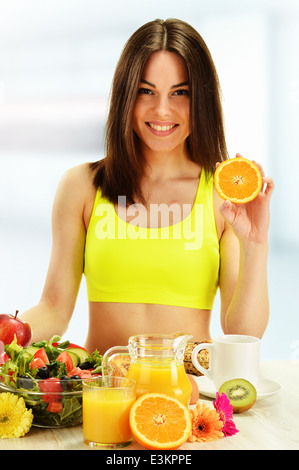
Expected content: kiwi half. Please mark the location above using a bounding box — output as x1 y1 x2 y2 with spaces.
218 378 257 413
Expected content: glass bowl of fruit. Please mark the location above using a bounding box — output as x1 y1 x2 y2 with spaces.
0 336 102 428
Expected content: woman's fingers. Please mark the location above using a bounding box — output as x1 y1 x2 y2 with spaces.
262 176 275 199
251 159 265 177
245 158 274 197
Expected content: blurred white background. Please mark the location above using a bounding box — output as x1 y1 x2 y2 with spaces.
0 0 298 360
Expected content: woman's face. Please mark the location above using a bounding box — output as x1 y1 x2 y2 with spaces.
132 51 190 158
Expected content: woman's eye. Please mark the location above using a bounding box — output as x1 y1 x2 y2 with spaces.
138 88 154 95
173 89 189 96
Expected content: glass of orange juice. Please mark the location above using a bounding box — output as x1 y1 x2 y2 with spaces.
82 376 136 449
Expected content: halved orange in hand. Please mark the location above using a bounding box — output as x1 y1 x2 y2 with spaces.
129 393 192 450
215 157 262 204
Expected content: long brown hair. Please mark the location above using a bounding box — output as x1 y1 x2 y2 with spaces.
90 18 228 205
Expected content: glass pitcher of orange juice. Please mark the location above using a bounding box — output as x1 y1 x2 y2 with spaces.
102 332 193 407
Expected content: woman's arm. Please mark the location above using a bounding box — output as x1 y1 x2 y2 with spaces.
20 164 90 342
219 229 269 338
218 160 274 338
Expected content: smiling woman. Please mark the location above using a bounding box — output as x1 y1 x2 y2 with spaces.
19 18 274 357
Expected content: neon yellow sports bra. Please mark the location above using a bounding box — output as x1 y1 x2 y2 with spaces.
84 169 220 310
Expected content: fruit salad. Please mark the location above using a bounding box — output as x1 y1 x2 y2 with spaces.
0 335 103 427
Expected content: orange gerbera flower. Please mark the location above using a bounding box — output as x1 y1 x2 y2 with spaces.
188 402 224 443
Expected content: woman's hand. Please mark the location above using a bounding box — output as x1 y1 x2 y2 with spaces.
217 155 275 245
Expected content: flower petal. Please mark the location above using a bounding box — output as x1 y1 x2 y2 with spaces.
188 401 224 443
0 392 33 439
213 392 239 437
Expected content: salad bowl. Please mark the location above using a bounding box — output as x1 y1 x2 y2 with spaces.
0 336 103 428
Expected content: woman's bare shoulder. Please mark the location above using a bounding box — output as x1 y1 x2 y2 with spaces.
53 162 97 216
58 162 98 197
59 162 95 188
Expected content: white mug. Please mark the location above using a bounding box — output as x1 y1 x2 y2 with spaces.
191 334 260 390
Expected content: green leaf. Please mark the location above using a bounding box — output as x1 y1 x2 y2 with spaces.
60 396 82 423
4 335 23 361
0 361 19 386
49 335 61 344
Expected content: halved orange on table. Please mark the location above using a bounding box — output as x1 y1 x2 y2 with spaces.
129 393 192 450
215 157 262 204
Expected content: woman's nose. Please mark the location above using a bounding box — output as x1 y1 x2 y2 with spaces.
155 95 171 117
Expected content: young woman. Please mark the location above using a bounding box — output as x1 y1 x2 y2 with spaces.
20 19 274 354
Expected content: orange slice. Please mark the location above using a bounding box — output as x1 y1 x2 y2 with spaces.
215 157 262 204
129 393 192 450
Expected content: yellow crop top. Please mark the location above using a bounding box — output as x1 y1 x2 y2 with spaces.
84 169 220 310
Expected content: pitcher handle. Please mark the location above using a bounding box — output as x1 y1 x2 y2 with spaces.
191 342 214 379
102 346 129 377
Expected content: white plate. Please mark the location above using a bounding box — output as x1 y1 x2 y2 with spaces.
193 375 281 400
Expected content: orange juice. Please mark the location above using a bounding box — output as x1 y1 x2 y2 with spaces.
126 358 192 407
83 387 136 447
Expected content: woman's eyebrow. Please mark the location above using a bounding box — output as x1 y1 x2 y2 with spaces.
140 79 189 89
171 81 189 89
140 78 155 87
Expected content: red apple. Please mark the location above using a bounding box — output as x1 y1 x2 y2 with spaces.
0 310 32 347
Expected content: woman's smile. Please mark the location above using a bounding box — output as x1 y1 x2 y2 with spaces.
146 121 179 135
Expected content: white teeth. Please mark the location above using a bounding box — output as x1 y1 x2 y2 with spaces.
148 123 176 131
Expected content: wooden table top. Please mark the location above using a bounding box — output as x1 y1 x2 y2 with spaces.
1 360 298 451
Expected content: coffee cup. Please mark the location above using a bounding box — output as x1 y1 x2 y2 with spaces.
191 334 260 390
